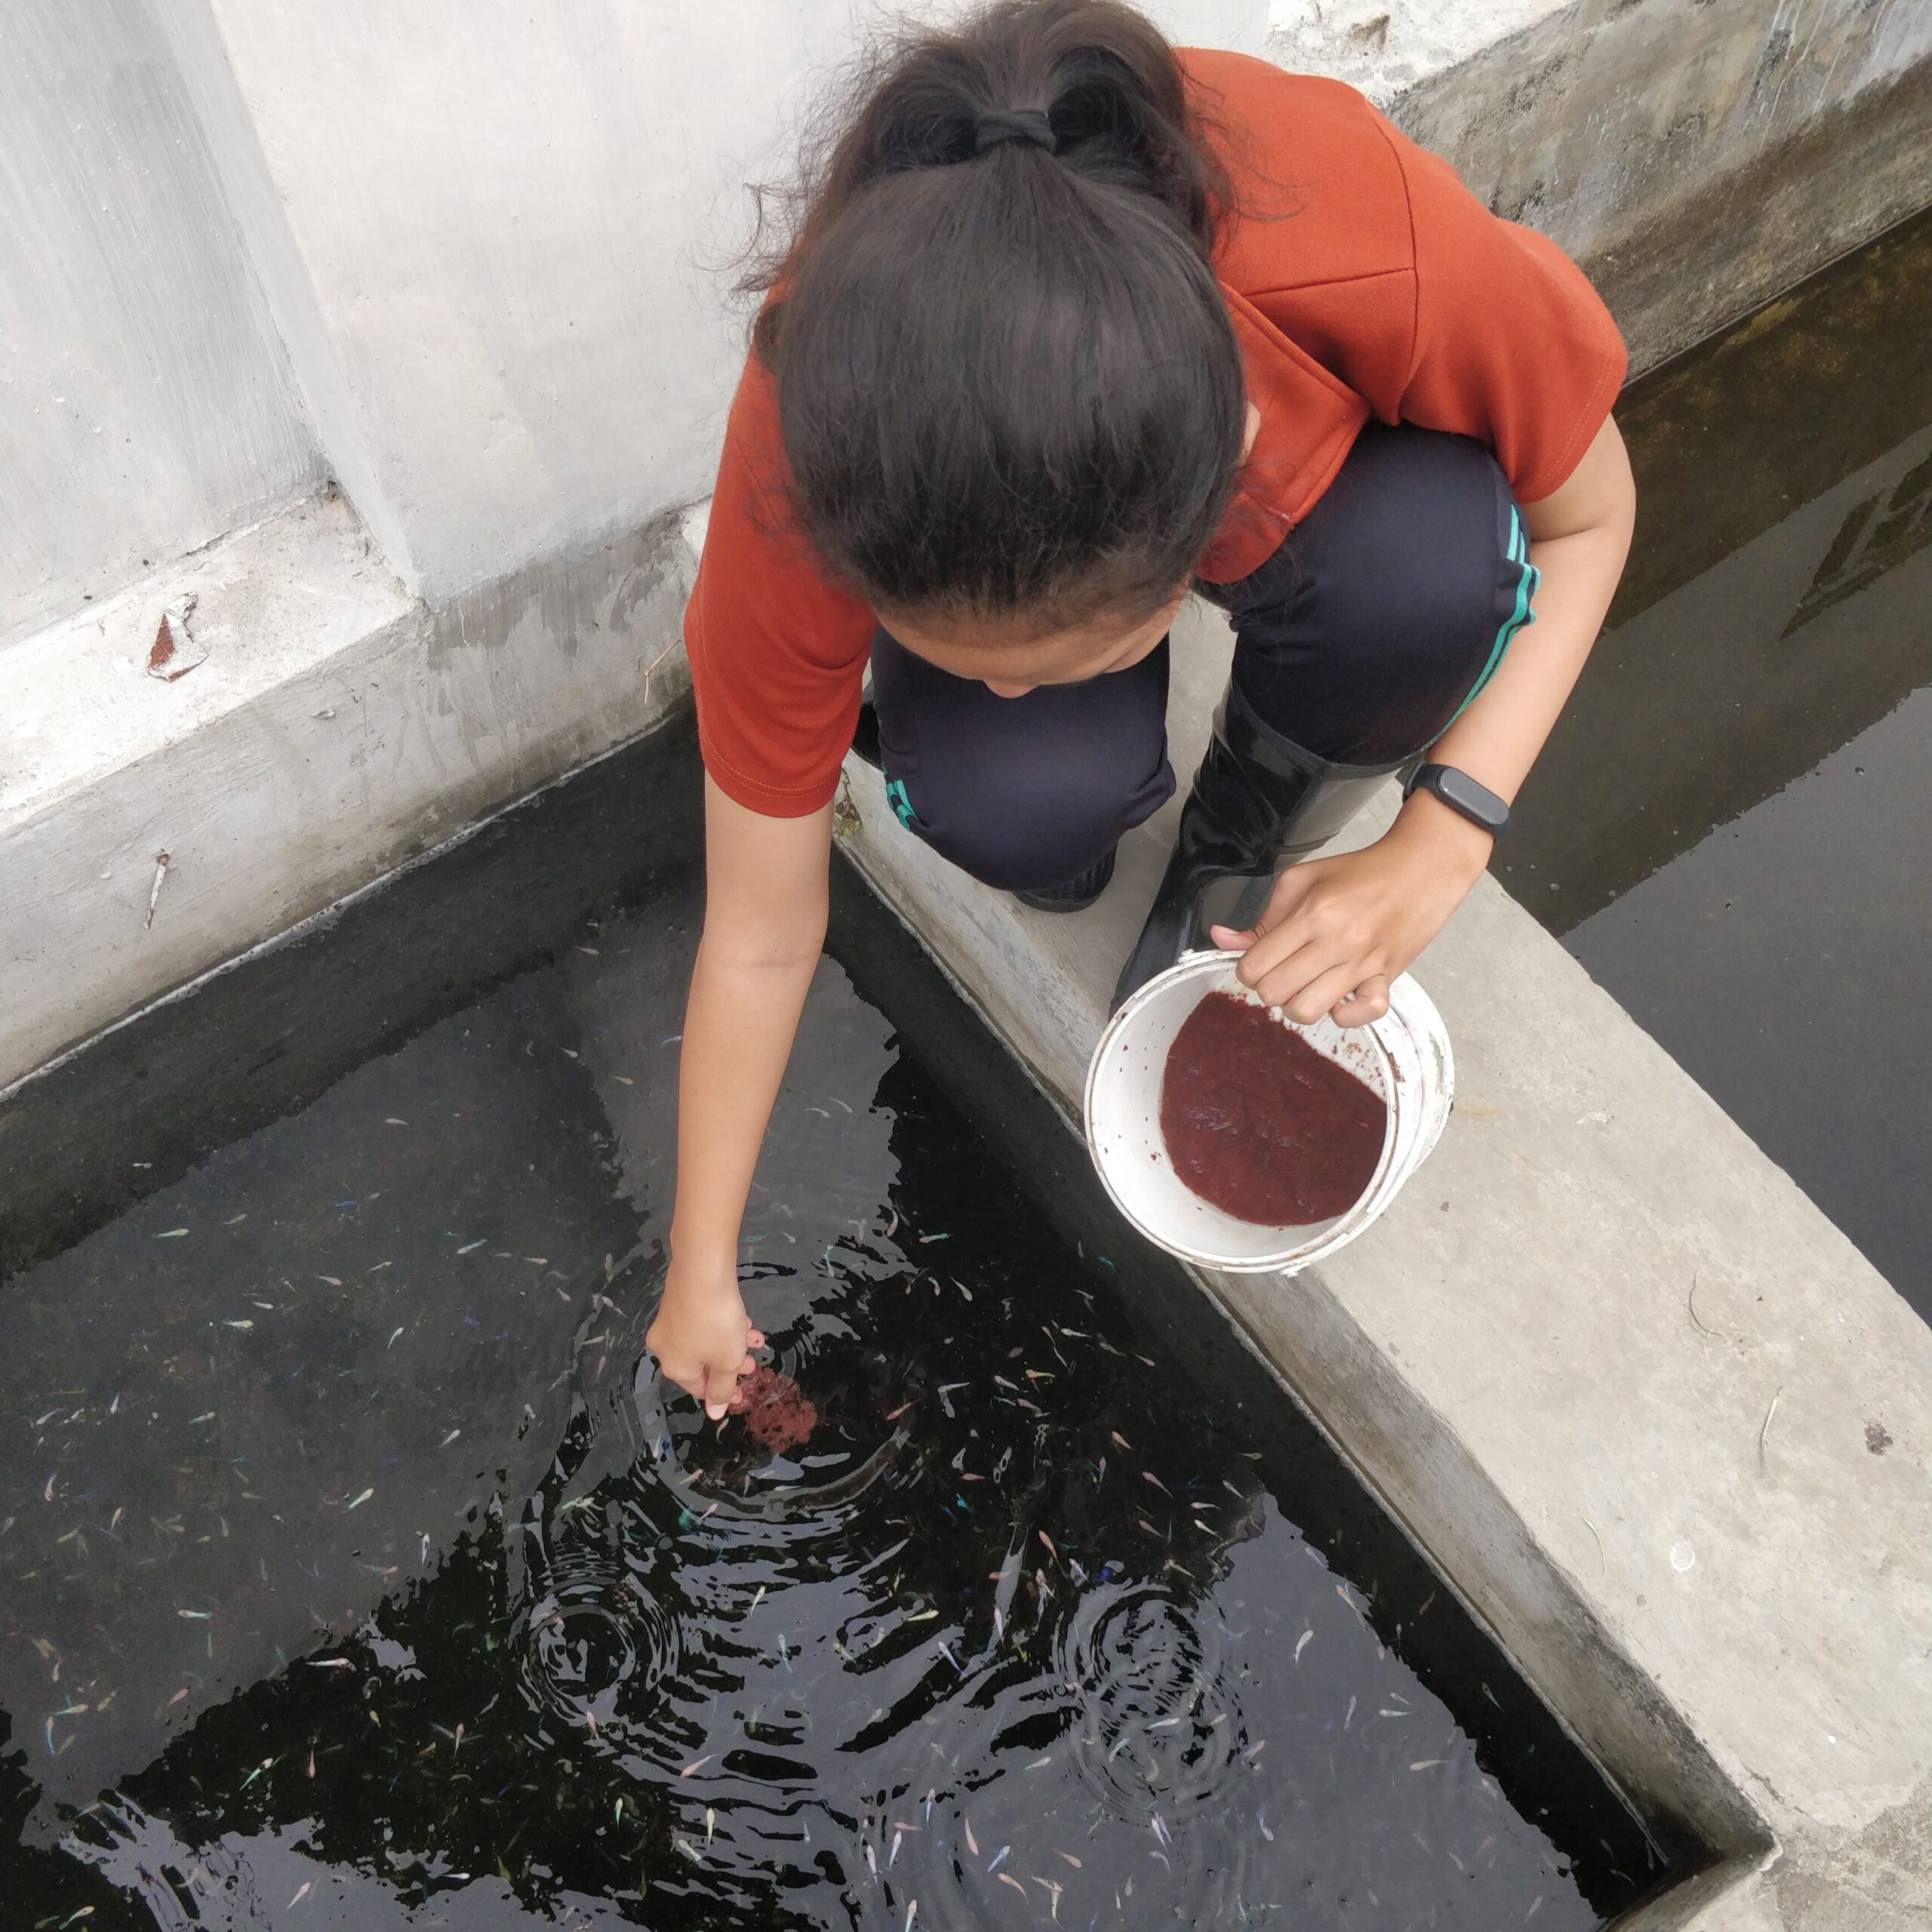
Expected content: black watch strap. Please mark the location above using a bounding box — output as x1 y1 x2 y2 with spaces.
1403 762 1509 836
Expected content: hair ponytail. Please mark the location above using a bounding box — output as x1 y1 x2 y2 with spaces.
748 1 1247 634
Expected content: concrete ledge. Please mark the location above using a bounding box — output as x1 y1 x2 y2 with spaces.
833 597 1932 1931
1 494 696 1092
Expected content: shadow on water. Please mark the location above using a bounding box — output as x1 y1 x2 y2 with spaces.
0 730 1678 1926
1502 211 1932 1318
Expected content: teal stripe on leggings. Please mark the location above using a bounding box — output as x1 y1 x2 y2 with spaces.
1442 504 1539 731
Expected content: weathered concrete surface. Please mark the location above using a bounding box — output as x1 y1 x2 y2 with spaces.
833 597 1932 1930
0 493 695 1093
0 1 323 649
171 1 1269 611
1275 0 1932 370
8 0 1925 1088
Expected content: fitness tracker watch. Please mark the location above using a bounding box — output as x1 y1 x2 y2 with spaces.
1402 762 1509 837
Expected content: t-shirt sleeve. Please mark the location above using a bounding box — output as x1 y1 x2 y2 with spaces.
683 352 875 817
1389 129 1627 503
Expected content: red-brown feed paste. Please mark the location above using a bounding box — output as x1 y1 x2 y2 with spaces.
1159 992 1387 1226
727 1364 817 1455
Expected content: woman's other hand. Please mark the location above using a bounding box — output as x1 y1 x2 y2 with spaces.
646 1253 766 1421
1208 790 1492 1026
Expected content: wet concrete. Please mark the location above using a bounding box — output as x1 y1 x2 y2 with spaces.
1503 211 1932 1318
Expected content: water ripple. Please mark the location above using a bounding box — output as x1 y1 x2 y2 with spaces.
1059 1583 1244 1815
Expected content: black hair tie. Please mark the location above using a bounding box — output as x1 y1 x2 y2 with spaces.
974 108 1057 155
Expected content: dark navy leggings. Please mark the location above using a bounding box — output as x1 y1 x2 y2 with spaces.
869 423 1539 892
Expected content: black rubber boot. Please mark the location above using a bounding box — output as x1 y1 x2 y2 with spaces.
1014 844 1118 914
1112 683 1406 1012
851 696 882 771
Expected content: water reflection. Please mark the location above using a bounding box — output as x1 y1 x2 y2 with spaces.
1503 215 1931 1315
3 894 1651 1927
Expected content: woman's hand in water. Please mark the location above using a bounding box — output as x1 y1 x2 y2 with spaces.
647 1254 766 1422
1209 792 1492 1026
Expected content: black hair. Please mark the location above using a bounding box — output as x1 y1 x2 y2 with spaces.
747 0 1246 638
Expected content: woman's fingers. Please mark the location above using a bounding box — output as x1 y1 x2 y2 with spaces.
1215 918 1313 990
1211 866 1319 955
1334 977 1389 1026
700 1351 762 1425
1262 961 1359 1025
1217 920 1384 1026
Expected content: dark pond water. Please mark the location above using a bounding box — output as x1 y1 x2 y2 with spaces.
1502 211 1932 1322
1 809 1669 1928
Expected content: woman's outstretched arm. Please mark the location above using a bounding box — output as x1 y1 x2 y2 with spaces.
648 775 833 1417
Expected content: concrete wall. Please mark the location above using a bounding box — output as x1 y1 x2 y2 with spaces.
0 1 323 648
0 0 1271 1092
6 0 1919 641
167 2 1266 611
179 0 845 607
4 0 1928 1087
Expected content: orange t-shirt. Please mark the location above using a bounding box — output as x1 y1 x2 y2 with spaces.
685 49 1627 818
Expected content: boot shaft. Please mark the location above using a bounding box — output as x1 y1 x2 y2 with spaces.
1192 682 1407 865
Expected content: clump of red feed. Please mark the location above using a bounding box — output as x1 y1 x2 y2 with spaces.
727 1363 817 1454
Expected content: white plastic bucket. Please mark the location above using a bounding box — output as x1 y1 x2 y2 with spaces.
1083 952 1455 1274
